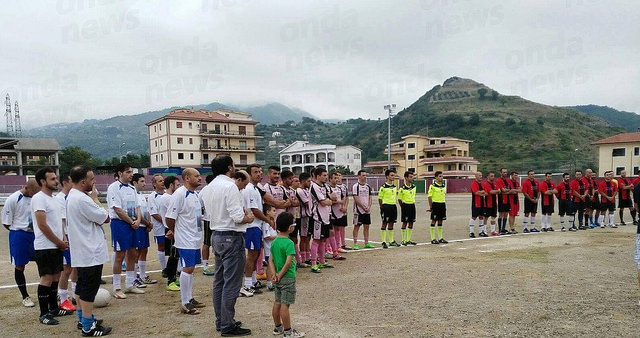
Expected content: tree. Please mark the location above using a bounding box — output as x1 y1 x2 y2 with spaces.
468 113 480 126
59 146 103 174
330 165 354 175
491 90 499 101
477 88 488 100
499 97 507 106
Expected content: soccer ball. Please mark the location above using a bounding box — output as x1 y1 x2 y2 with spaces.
94 288 111 308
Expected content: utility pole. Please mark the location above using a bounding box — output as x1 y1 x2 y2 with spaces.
14 101 21 137
5 94 14 137
384 104 396 170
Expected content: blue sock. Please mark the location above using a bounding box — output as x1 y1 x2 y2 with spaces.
77 309 82 322
589 216 594 224
82 315 94 332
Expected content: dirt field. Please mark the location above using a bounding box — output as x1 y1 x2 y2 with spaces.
1 194 640 337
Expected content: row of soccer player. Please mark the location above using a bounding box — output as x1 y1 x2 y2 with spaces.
469 168 638 237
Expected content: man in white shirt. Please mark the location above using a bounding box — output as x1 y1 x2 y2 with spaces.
206 155 253 336
106 163 143 298
147 174 167 273
198 174 215 276
159 176 181 291
2 179 40 307
32 167 71 325
165 168 206 315
67 165 112 336
54 173 77 312
131 173 157 287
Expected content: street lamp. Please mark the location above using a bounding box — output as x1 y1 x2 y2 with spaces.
384 104 396 170
119 142 126 161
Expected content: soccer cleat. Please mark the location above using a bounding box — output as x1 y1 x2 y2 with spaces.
490 231 499 236
337 248 348 253
81 321 112 337
283 329 305 338
530 228 540 233
381 242 388 249
239 287 254 297
560 227 566 232
523 228 530 233
600 224 605 228
389 241 401 247
352 244 360 250
175 279 180 286
541 228 548 232
250 286 263 294
469 233 476 238
181 302 201 315
113 290 127 299
60 299 76 311
548 227 554 232
408 241 417 245
634 221 638 225
499 230 509 235
364 243 375 249
71 298 77 306
50 307 74 316
189 298 206 308
133 278 147 288
341 245 352 250
256 273 267 280
166 282 180 292
402 241 408 246
319 262 334 268
39 313 59 325
509 229 518 234
203 267 215 276
479 232 488 237
439 238 448 244
310 265 321 273
611 224 618 228
253 281 265 289
620 221 626 226
569 226 578 232
332 255 346 261
125 286 145 294
99 279 107 285
22 296 35 307
431 239 439 245
221 327 252 336
296 262 310 268
591 223 599 228
303 259 312 265
77 319 104 330
324 252 333 259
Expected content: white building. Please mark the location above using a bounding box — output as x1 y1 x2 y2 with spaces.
279 141 362 174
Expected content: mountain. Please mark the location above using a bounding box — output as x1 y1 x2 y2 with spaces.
257 77 624 173
26 102 316 159
566 105 640 132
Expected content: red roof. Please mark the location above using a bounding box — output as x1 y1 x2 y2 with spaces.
592 132 640 145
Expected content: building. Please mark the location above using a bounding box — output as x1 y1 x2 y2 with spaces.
279 141 362 174
0 137 61 175
364 134 479 178
146 108 262 169
592 131 640 176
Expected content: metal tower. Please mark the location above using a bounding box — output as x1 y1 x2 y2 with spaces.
5 94 13 137
14 101 21 137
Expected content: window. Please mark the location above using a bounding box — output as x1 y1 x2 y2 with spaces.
239 126 246 135
178 153 184 159
160 154 163 160
190 153 194 160
160 139 162 146
616 166 625 175
201 123 207 132
240 141 247 149
635 166 640 175
154 126 157 132
159 123 162 130
459 163 463 170
240 155 248 164
429 140 436 145
612 148 625 157
408 143 416 149
188 122 192 129
189 138 193 145
177 122 183 128
408 154 416 160
635 147 639 156
408 167 416 173
427 165 434 171
155 155 158 161
448 164 455 171
155 140 157 147
440 140 446 144
354 153 360 159
177 137 183 144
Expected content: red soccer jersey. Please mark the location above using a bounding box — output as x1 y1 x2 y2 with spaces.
633 177 640 186
618 177 632 200
556 182 572 201
539 180 555 206
598 180 618 204
510 179 520 205
471 180 485 208
495 177 511 204
483 181 498 208
590 178 599 202
521 179 539 200
570 179 587 203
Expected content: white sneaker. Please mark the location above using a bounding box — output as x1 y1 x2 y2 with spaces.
600 224 605 228
113 290 127 299
124 286 145 294
22 296 34 307
239 287 254 297
284 329 305 338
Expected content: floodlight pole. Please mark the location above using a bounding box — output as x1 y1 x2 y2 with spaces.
384 104 396 170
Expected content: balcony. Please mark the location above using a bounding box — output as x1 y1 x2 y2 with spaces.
383 148 406 155
199 129 263 138
199 144 262 152
423 144 458 152
418 156 478 165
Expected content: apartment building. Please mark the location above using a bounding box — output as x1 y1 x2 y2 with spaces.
279 141 362 174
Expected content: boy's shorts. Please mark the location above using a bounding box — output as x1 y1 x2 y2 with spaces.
274 277 296 305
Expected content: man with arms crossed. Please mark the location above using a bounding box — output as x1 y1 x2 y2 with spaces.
521 170 540 233
147 174 167 275
352 170 373 250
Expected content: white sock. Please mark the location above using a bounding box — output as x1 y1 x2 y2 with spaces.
598 215 605 225
58 288 68 303
530 217 536 228
548 215 552 227
609 214 615 226
203 259 208 268
135 263 139 276
560 216 565 228
541 215 547 229
522 216 529 230
158 251 167 270
113 274 121 291
125 270 136 289
568 215 574 228
469 219 475 234
252 271 257 284
490 222 496 232
180 271 190 306
244 277 252 288
71 282 76 298
188 274 194 301
139 261 147 279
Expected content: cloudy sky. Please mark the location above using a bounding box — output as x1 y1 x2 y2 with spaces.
1 0 638 128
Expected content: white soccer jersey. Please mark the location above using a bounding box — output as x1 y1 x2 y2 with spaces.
66 188 109 267
352 182 372 214
2 190 33 232
199 183 212 222
243 182 263 229
165 186 203 250
54 192 68 234
136 192 149 227
31 191 64 250
106 181 139 220
147 191 166 236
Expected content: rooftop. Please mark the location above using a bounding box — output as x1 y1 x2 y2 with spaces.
592 132 640 145
146 108 258 126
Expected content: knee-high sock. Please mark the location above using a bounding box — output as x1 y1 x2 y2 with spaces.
15 268 29 299
37 284 50 316
138 261 147 279
49 281 59 310
430 226 436 241
568 215 574 228
490 220 496 232
584 213 589 226
166 256 178 284
71 281 76 299
125 270 136 289
407 228 413 241
319 241 327 264
619 208 624 223
559 215 565 229
380 229 387 243
609 213 615 226
522 216 529 230
632 209 637 222
469 218 475 234
158 251 167 270
530 216 536 229
112 273 121 291
479 219 486 233
180 271 191 306
387 229 395 243
577 210 584 226
311 241 319 265
328 234 338 254
437 225 443 239
598 214 605 225
401 228 407 242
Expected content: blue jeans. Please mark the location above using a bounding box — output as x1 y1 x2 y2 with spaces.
212 231 246 333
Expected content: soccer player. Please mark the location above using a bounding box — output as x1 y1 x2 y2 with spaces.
495 168 512 235
295 173 313 267
3 179 40 307
618 170 636 225
482 172 500 236
198 174 215 276
352 170 373 249
54 173 77 311
508 171 521 234
147 174 167 274
67 165 112 336
583 169 595 229
469 172 487 238
570 170 587 230
160 176 181 291
427 171 447 244
165 168 206 315
309 167 336 272
280 171 301 260
32 167 73 325
398 171 417 245
539 172 557 232
327 172 347 260
106 162 143 298
521 170 540 233
336 172 350 251
379 169 399 248
131 173 157 286
588 169 601 228
556 173 575 232
598 171 618 228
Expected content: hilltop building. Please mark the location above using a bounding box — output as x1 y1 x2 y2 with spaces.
279 141 361 174
593 131 640 176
